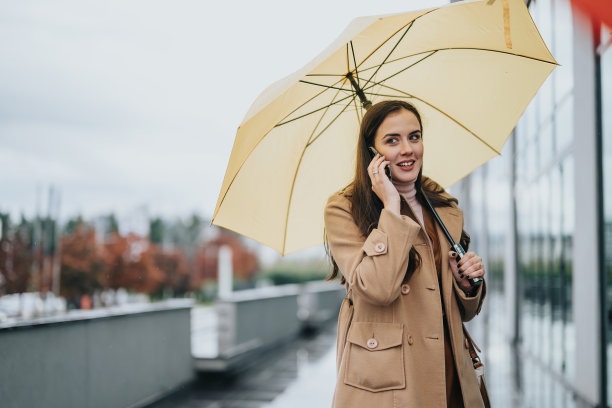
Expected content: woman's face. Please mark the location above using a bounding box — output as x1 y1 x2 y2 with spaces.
372 108 423 185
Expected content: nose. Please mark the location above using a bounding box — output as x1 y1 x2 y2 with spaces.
400 138 414 155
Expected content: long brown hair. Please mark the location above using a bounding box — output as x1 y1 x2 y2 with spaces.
325 100 470 283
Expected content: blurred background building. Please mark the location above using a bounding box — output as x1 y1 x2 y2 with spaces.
454 0 611 406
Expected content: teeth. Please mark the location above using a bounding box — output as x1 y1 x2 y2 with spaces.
398 161 414 167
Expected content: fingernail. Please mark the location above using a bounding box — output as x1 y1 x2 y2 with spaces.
457 263 462 268
451 252 457 257
458 268 462 273
459 273 464 278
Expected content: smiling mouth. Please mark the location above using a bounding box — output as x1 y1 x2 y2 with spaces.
398 161 415 167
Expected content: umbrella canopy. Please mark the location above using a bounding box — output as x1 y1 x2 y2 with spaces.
212 0 557 255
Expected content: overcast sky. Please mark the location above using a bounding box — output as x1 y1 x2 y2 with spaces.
0 0 445 227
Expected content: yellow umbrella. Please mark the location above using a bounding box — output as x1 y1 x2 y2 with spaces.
212 0 556 255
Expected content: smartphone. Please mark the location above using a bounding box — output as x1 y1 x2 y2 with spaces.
368 146 391 178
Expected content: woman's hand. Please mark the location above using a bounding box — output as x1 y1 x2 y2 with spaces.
368 154 401 215
448 251 485 295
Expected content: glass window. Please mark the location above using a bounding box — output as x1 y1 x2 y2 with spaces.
524 97 539 145
555 96 574 152
539 76 555 123
600 21 612 408
485 1 580 404
553 0 574 104
550 166 564 374
539 119 554 169
561 156 575 381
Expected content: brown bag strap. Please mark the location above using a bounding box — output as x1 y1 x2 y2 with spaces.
462 324 483 369
345 283 353 305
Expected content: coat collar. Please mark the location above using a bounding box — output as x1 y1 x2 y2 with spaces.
432 204 463 247
399 191 463 246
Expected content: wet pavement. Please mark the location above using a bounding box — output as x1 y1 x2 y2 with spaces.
150 293 522 408
149 322 337 408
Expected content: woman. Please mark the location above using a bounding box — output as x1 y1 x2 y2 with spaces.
324 100 486 408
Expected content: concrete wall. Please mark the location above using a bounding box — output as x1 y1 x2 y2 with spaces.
196 282 344 372
298 281 346 329
0 300 193 408
216 285 302 359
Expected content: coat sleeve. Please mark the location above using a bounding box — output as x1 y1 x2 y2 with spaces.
324 193 421 306
452 276 486 322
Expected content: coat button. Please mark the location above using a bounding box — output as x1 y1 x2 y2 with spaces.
367 338 378 349
374 243 386 253
401 284 411 295
407 335 414 345
465 339 470 349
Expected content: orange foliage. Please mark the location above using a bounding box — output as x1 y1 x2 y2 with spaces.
0 234 34 294
152 247 190 295
192 229 258 290
102 232 165 294
59 224 105 299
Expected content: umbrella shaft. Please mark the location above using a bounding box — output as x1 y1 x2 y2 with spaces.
346 73 372 110
421 191 483 287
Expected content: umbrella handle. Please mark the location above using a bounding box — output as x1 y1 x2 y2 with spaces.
421 192 483 288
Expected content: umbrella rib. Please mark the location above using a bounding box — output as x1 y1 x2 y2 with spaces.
345 44 350 76
361 51 437 89
307 82 348 144
362 21 414 91
353 47 556 85
277 86 357 127
420 46 558 65
350 3 556 72
355 9 438 72
350 41 360 88
306 46 556 82
306 96 356 147
213 92 354 230
377 83 501 155
352 92 361 124
273 72 351 128
291 24 418 121
298 79 352 93
281 96 357 254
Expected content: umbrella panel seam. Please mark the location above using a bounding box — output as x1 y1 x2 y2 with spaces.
281 94 357 253
376 82 502 155
288 47 555 128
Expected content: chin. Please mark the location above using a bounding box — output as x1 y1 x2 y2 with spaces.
392 174 418 184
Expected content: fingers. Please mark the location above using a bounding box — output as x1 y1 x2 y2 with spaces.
456 252 485 279
368 154 389 182
367 154 383 177
448 251 460 275
376 158 389 177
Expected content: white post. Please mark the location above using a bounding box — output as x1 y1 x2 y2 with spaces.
218 245 233 300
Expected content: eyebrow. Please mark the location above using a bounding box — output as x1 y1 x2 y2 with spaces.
383 130 421 137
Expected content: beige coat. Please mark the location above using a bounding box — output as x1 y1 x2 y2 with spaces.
324 188 486 408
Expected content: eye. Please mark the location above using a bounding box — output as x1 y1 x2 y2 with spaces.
409 133 422 141
386 136 399 144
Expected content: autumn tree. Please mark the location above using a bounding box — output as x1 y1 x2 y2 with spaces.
0 214 34 294
59 221 105 301
102 232 165 294
151 247 190 297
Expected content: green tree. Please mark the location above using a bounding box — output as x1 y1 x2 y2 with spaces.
149 218 164 244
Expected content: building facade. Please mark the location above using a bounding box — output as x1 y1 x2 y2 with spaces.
452 1 611 407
